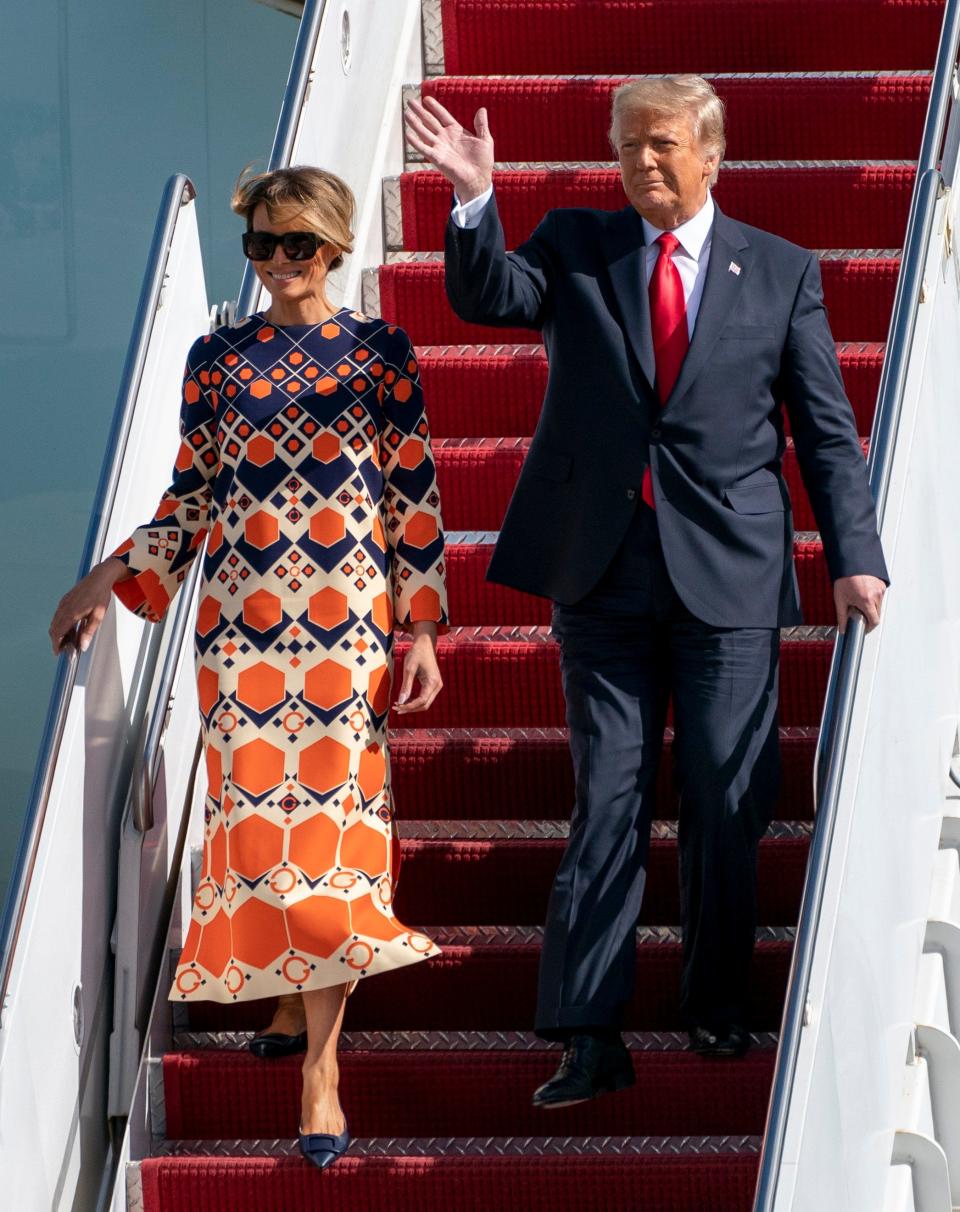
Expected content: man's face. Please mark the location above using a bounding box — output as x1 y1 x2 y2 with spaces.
615 107 718 228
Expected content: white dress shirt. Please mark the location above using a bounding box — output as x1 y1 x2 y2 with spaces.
452 186 716 339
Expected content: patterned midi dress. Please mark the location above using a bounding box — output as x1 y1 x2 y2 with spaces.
109 309 448 1003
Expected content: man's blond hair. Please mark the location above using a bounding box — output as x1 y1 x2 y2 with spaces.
609 76 726 187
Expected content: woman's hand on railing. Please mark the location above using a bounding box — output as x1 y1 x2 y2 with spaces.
833 574 886 634
394 622 443 714
48 558 132 655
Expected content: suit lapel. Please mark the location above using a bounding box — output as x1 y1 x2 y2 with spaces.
606 207 657 394
664 206 751 411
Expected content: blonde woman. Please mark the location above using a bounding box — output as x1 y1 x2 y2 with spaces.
49 166 448 1168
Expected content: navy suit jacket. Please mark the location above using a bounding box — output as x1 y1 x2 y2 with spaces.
444 194 888 628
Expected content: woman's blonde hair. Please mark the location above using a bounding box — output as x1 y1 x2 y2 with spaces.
231 165 356 270
608 76 726 187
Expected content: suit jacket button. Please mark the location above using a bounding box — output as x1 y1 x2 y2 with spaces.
626 488 636 500
650 427 662 440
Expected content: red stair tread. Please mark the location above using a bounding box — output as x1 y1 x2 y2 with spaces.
394 835 808 927
185 940 790 1032
390 728 817 822
385 258 899 345
399 165 914 253
432 439 867 534
422 75 931 162
163 1048 774 1140
414 342 883 437
440 0 944 74
141 1151 760 1212
392 631 831 729
446 537 834 625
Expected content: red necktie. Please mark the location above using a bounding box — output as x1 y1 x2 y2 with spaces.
642 231 689 509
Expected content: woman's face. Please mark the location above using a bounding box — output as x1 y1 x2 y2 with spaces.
249 202 337 304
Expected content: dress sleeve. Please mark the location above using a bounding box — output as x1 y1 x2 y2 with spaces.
108 335 218 623
378 325 450 635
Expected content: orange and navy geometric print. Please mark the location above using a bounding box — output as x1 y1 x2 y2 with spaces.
109 309 448 1003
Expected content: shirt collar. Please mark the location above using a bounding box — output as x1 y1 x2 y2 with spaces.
641 191 715 260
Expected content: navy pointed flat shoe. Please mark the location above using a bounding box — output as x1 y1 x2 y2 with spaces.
248 1030 308 1059
298 1122 351 1170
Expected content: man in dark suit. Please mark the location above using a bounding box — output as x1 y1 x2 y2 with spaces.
406 76 887 1107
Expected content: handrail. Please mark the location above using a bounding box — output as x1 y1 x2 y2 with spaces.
753 2 960 1205
236 0 328 321
0 174 198 1022
133 555 203 833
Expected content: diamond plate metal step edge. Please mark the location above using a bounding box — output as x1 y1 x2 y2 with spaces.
361 267 381 319
150 1133 764 1158
412 924 796 946
382 172 912 250
389 724 820 751
433 435 847 454
125 1164 144 1212
421 0 444 75
382 247 900 264
389 725 820 741
406 157 918 171
423 624 836 644
172 1028 779 1052
413 71 932 85
411 339 886 357
446 526 819 545
404 150 920 171
397 818 812 841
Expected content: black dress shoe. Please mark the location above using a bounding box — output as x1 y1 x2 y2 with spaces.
688 1024 751 1058
299 1121 351 1169
532 1034 635 1108
248 1029 308 1059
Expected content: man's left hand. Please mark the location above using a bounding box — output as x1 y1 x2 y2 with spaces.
833 575 886 635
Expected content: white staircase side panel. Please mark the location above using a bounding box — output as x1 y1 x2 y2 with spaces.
885 1165 919 1212
0 195 209 1211
772 174 960 1210
243 0 423 319
915 951 952 1043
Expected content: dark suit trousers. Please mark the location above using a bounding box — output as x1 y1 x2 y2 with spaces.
535 503 781 1038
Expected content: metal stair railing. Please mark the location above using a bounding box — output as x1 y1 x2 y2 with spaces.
753 2 960 1206
0 173 199 1024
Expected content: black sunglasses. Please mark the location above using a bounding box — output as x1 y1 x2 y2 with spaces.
242 230 326 262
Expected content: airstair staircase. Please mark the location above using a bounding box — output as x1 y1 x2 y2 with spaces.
3 3 960 1210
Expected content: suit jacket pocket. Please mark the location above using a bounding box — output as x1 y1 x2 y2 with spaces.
723 481 787 514
525 447 573 483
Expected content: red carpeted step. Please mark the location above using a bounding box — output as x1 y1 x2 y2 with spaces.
390 727 817 822
432 438 868 534
415 343 884 438
420 75 931 162
394 834 808 926
446 536 834 625
440 0 944 74
163 1047 774 1140
141 1151 760 1212
392 629 831 729
184 938 790 1032
399 165 914 252
385 258 898 345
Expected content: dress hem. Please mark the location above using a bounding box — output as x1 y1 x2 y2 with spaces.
167 940 440 1005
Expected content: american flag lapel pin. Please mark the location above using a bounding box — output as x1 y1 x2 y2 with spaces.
728 261 741 276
